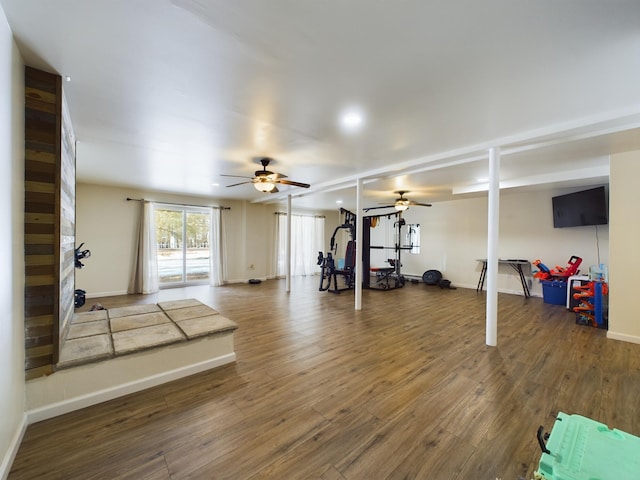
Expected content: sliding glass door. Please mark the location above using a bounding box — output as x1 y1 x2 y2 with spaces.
155 206 211 286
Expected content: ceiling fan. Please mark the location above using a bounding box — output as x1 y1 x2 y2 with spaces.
364 191 432 212
221 157 311 193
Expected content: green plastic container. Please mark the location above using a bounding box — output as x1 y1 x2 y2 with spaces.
536 412 640 480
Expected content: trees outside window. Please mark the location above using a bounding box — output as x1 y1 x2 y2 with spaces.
155 207 211 285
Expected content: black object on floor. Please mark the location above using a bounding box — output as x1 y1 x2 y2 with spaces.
422 269 442 285
439 279 456 289
74 289 86 308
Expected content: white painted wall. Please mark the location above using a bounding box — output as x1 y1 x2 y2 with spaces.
74 184 140 296
375 187 609 297
76 183 335 296
608 151 640 343
77 183 611 300
0 7 26 478
73 165 618 303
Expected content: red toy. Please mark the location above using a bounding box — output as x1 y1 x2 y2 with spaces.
532 259 551 280
550 255 582 278
573 281 609 298
533 256 582 281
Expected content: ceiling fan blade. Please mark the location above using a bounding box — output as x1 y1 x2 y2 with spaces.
225 181 252 187
275 179 310 188
363 205 395 211
408 201 432 207
223 158 303 190
220 174 253 179
268 172 287 180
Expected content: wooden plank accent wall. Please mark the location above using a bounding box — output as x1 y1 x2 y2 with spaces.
24 66 76 380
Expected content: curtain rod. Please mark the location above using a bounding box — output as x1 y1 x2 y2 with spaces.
126 197 230 210
274 211 325 218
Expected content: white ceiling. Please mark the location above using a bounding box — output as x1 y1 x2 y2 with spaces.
3 0 640 210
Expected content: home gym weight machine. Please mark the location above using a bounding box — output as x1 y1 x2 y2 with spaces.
317 209 357 293
364 211 414 290
317 208 415 293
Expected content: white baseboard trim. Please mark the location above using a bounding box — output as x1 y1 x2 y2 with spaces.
1 413 27 480
226 274 319 284
607 331 640 345
85 290 128 298
226 276 278 284
452 283 542 298
26 352 236 424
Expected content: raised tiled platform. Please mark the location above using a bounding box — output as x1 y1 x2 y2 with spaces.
110 311 171 332
174 314 238 339
108 303 162 318
157 298 203 310
163 304 219 322
112 322 186 355
67 310 110 338
57 334 113 368
57 299 238 370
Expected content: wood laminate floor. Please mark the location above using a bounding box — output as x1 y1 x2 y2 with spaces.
10 278 640 479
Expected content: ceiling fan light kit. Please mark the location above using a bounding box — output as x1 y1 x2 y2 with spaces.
365 191 432 212
254 178 276 192
222 157 310 192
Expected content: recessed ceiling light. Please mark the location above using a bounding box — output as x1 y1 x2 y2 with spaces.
340 109 365 132
211 182 220 187
64 76 72 82
336 199 343 204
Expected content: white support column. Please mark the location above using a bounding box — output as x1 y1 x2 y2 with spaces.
355 178 363 310
486 147 500 346
286 194 292 293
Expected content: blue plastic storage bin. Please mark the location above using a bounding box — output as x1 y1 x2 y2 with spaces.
541 280 567 305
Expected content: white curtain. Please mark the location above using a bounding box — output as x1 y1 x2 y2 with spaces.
275 214 287 277
276 213 324 277
209 207 227 286
128 201 159 294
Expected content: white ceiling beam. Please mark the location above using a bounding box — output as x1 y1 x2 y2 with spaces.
452 165 610 195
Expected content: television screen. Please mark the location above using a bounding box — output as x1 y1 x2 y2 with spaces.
552 186 608 228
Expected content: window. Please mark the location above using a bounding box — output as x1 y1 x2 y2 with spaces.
405 224 420 254
155 207 211 286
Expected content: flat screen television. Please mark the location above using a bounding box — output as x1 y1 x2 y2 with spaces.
552 186 608 228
